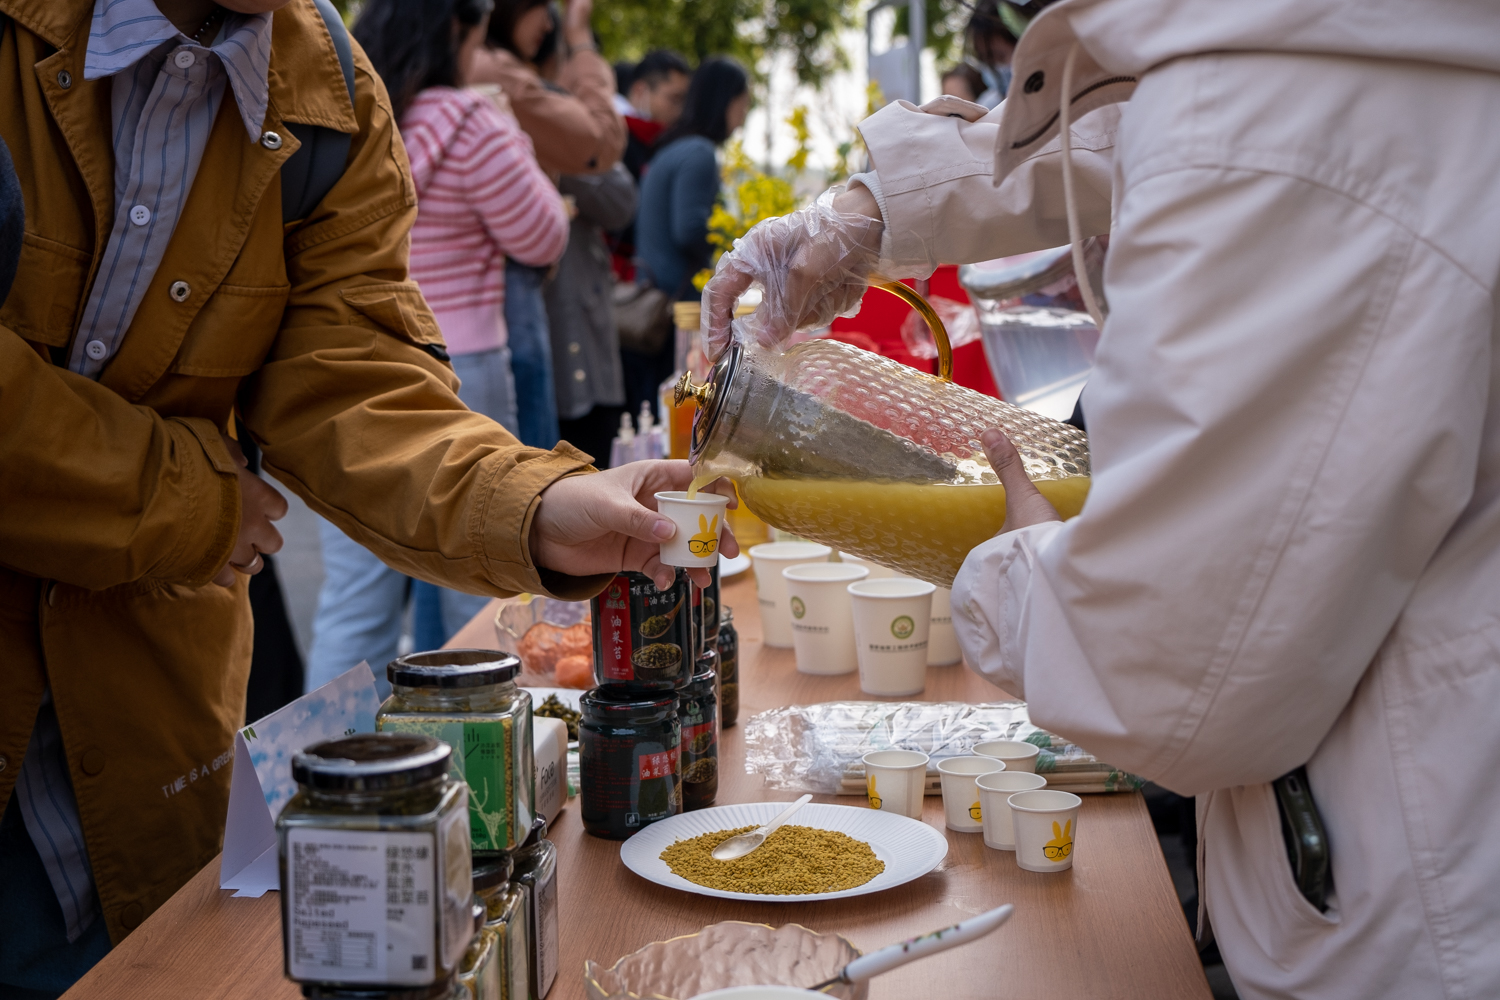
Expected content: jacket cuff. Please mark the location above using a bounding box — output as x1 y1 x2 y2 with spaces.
480 442 613 601
168 417 242 586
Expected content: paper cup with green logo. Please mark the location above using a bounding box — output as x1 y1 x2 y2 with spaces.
782 562 869 675
748 542 833 647
847 578 936 696
654 491 731 567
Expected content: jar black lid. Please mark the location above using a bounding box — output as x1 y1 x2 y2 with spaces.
581 689 678 723
682 667 717 699
472 856 513 891
388 649 520 689
292 733 450 792
303 976 456 999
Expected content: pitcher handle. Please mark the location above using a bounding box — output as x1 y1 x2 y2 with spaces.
873 280 954 382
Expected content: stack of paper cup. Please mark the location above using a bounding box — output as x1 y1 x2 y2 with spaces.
848 578 936 696
782 563 869 675
748 542 832 648
926 587 961 665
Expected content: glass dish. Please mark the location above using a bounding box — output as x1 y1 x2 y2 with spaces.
584 921 868 1000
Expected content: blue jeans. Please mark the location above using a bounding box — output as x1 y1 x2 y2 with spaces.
307 348 518 692
505 259 559 449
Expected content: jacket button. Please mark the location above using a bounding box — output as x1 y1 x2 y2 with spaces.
80 748 106 776
573 369 586 382
1024 70 1045 94
260 131 282 150
169 280 191 302
47 583 59 606
120 902 144 930
0 755 8 772
568 342 581 354
57 70 72 89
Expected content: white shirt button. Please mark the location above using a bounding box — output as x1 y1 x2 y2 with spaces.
573 369 586 382
568 342 581 354
85 340 109 361
129 204 151 226
174 50 196 69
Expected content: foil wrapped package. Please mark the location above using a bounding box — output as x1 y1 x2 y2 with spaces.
743 701 1144 796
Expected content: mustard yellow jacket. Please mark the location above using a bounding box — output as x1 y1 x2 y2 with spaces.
0 0 601 944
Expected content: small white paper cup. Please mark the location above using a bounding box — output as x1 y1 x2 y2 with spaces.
654 491 731 567
861 749 929 820
926 586 961 666
975 771 1048 850
1009 789 1082 872
974 739 1041 773
836 552 898 579
935 756 1005 833
782 563 869 675
848 578 936 696
749 542 833 648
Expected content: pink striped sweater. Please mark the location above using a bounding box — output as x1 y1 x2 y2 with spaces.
401 88 569 355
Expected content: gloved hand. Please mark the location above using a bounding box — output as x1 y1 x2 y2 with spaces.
701 186 885 358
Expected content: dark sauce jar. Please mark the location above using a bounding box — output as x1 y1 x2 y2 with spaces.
717 605 739 728
678 668 719 811
579 691 681 839
590 571 692 691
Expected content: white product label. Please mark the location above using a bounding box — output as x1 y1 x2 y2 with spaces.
286 828 436 985
437 799 473 972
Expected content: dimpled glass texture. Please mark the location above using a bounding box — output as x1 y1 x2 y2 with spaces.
696 340 1092 586
583 920 866 1000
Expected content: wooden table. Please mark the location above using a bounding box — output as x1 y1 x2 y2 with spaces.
64 575 1209 1000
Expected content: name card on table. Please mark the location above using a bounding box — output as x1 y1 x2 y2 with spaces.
219 662 380 897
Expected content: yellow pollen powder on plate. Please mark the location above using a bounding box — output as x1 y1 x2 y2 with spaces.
659 825 885 895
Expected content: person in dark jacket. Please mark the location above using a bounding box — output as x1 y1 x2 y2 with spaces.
625 57 748 416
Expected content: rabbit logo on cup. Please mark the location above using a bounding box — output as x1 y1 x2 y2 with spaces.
1045 820 1074 860
689 514 720 557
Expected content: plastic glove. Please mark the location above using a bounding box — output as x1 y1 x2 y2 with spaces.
701 187 884 358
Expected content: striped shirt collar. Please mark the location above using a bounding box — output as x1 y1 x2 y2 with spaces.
84 0 273 141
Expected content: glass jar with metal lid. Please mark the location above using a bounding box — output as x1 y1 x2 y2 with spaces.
377 650 535 857
512 819 559 1000
458 859 511 1000
277 734 473 992
475 859 530 1000
579 691 681 839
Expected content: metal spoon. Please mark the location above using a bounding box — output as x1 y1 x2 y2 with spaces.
711 794 813 861
806 904 1015 991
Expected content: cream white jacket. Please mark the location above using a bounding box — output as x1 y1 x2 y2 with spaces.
852 3 1500 998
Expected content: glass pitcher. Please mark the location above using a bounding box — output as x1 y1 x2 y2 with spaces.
677 283 1091 586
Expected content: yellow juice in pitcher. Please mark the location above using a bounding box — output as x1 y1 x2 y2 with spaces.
733 475 1091 586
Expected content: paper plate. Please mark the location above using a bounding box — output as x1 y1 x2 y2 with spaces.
719 553 752 579
620 801 948 902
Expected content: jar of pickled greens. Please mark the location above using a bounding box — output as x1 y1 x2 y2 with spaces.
476 860 530 1000
277 734 473 992
513 820 559 1000
378 651 535 858
579 690 681 839
717 606 739 728
459 860 511 1000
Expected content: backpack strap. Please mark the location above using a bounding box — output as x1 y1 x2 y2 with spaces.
281 0 355 226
